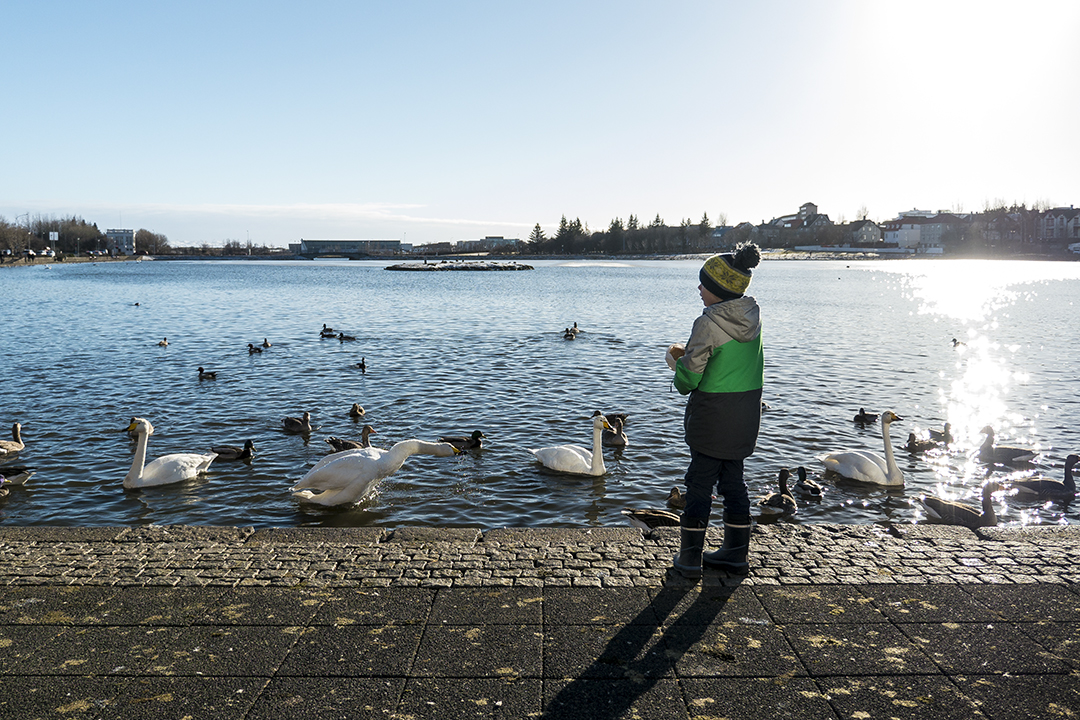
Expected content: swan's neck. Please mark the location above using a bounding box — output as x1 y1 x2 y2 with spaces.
386 440 453 469
881 421 902 484
126 432 149 485
1065 460 1076 493
591 423 606 475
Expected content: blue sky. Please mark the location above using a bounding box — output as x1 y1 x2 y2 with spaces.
3 1 1078 247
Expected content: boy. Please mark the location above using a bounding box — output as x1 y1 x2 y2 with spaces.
667 243 764 578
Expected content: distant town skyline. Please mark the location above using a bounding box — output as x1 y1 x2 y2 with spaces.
3 1 1078 248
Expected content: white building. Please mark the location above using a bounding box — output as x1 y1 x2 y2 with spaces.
105 228 136 255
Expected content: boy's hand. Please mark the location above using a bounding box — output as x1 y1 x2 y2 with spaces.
665 343 685 370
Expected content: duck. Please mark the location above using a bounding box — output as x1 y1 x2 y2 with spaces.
853 408 879 424
357 357 367 374
906 432 937 454
792 466 824 498
124 417 216 489
157 337 169 347
563 328 575 340
261 338 272 348
0 466 35 484
326 425 378 453
349 403 365 418
0 477 8 499
247 343 263 354
438 430 485 451
666 487 686 509
758 468 798 515
1009 454 1079 501
979 426 1038 465
918 481 1001 529
621 508 680 530
320 327 337 338
197 366 217 380
0 423 25 458
952 337 966 347
570 322 581 336
821 410 904 486
321 323 335 334
528 412 612 476
338 332 357 342
928 422 953 445
282 412 314 434
210 439 255 461
291 439 460 506
601 416 628 448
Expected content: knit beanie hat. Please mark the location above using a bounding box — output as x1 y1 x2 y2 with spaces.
699 242 762 300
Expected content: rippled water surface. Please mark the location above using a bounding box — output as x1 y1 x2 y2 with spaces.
1 257 1078 529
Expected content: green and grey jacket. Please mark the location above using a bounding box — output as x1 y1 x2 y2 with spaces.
673 295 763 460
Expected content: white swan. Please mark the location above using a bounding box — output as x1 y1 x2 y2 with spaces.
528 412 612 476
291 439 460 506
124 418 216 489
820 410 904 486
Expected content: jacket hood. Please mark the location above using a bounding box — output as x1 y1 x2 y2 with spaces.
703 295 760 343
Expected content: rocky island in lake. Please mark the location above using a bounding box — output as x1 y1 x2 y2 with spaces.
385 259 533 271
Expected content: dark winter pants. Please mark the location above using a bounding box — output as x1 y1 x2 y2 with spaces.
682 450 750 521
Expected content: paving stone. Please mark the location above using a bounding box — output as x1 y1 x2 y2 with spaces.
0 675 129 719
754 585 889 624
664 619 805 678
0 585 117 624
246 677 405 720
543 624 673 679
310 587 435 626
962 583 1080 621
543 587 658 625
782 622 940 676
414 624 542 678
861 583 1003 623
192 586 326 626
544 678 689 720
246 527 387 545
98 676 268 719
952 674 1080 720
0 526 126 542
816 675 989 719
152 624 303 676
278 624 424 677
398 677 541 719
681 677 837 719
428 587 542 625
25 625 181 675
900 621 1073 675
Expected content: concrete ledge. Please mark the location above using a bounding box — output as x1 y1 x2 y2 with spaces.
977 525 1080 543
246 527 387 545
389 527 482 544
116 526 256 543
484 527 644 544
0 527 127 543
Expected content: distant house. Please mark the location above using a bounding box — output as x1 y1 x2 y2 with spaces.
296 239 402 256
1037 207 1080 240
105 228 135 255
759 202 834 245
845 220 881 244
882 216 927 249
919 213 969 247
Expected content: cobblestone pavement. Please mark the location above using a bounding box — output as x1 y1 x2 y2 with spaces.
2 525 1080 719
2 523 1079 588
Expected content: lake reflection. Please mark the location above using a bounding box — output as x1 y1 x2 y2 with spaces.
1 257 1077 529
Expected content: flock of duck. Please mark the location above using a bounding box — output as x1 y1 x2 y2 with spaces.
623 408 1078 532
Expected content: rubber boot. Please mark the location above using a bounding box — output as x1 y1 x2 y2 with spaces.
702 513 752 573
671 515 708 579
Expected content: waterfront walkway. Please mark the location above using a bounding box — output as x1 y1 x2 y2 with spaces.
1 523 1078 718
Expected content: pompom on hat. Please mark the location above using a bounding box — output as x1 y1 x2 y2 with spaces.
699 242 761 300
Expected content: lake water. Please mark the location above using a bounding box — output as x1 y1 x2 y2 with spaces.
1 257 1078 530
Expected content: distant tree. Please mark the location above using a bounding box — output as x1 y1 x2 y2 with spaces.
715 211 728 228
649 214 664 229
528 223 546 247
698 212 712 242
627 214 639 231
135 229 170 254
856 204 869 221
